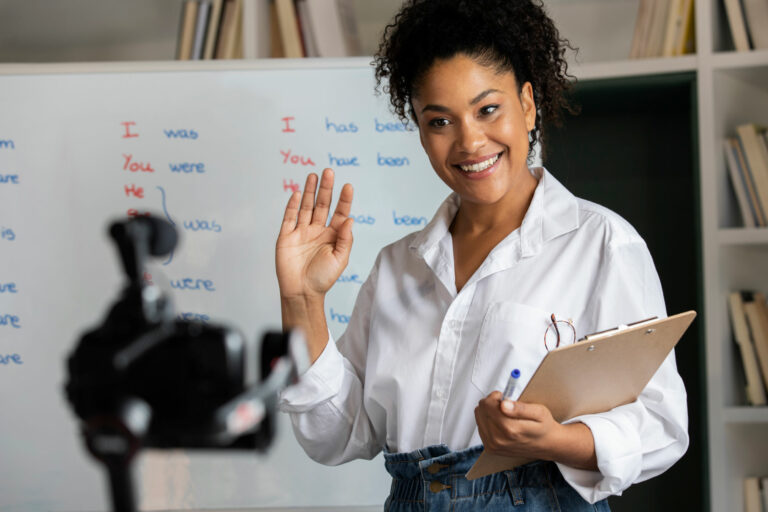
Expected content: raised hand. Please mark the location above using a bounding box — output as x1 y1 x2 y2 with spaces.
276 168 354 300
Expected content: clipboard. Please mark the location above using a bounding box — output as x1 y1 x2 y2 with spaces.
466 310 696 480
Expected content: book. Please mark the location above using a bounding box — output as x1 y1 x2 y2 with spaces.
274 0 304 58
645 0 671 57
737 124 768 223
630 0 655 59
177 0 200 61
216 0 243 59
336 0 362 56
295 0 319 57
303 0 360 57
728 292 767 406
191 0 211 60
724 138 758 227
269 0 285 58
661 0 683 57
744 292 768 394
743 0 768 49
673 0 695 55
203 0 224 59
762 477 768 512
745 477 762 512
724 0 752 51
732 136 767 226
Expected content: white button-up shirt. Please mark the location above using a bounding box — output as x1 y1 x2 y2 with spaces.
279 167 689 503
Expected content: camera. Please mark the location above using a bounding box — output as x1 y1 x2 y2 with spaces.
64 216 307 512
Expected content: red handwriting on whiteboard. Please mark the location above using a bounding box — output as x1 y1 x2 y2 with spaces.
124 184 144 198
121 121 139 138
283 179 300 193
127 209 151 218
282 117 296 133
122 154 155 173
280 149 315 166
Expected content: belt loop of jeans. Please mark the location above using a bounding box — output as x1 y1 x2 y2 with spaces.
504 468 525 506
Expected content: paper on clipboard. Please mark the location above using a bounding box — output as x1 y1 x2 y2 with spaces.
466 310 696 480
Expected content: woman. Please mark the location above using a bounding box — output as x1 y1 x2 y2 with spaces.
276 0 688 509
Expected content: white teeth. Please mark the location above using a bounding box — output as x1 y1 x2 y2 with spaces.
459 154 499 172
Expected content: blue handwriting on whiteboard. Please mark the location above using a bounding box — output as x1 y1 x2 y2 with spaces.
0 174 19 184
328 153 360 167
0 314 21 328
350 214 375 225
169 162 206 174
1 228 15 241
378 153 410 166
375 118 412 132
170 278 216 292
325 118 358 133
163 129 199 139
337 274 363 284
178 312 210 324
329 308 350 324
0 139 14 149
0 354 23 365
393 211 427 226
0 282 18 293
184 219 222 232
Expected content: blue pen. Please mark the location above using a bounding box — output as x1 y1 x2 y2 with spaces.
502 369 521 401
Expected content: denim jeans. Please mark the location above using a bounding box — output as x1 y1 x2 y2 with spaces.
383 444 610 511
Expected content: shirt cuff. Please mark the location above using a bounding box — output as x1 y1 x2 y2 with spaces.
278 331 345 413
556 407 643 503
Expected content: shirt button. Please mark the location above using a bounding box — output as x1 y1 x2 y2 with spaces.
436 389 446 400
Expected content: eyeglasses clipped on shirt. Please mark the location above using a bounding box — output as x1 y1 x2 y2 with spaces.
544 313 576 352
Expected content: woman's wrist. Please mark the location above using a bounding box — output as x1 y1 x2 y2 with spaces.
546 422 598 471
280 294 330 363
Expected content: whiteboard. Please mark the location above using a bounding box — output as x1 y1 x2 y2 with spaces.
0 59 451 512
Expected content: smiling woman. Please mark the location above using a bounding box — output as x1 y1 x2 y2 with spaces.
275 1 690 510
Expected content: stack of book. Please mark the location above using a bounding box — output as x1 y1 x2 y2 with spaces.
629 0 695 59
177 0 243 60
724 124 768 228
723 0 768 52
176 0 361 60
728 291 768 406
744 476 768 512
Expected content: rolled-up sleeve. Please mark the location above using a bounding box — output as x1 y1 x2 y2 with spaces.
278 263 381 465
557 240 689 503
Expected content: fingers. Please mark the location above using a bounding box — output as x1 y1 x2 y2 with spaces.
311 168 335 226
329 183 354 230
333 217 354 261
279 191 301 235
500 401 546 422
297 173 318 226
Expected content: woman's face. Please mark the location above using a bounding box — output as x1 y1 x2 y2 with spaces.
411 54 536 208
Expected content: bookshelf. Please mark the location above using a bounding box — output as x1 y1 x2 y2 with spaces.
2 0 767 510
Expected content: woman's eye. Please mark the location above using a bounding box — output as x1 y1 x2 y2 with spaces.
480 104 499 116
428 118 450 128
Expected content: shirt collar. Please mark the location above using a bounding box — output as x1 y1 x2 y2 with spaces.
409 167 580 259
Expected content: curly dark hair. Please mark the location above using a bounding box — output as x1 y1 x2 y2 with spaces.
374 0 578 158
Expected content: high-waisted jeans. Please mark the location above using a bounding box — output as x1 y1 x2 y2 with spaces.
383 444 611 511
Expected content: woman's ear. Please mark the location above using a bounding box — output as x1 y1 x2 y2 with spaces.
520 81 536 132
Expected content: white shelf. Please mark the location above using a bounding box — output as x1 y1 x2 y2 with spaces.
723 407 768 423
711 49 768 70
573 55 698 81
718 228 768 245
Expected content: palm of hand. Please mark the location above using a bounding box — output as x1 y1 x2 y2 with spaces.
277 223 346 296
275 170 354 299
